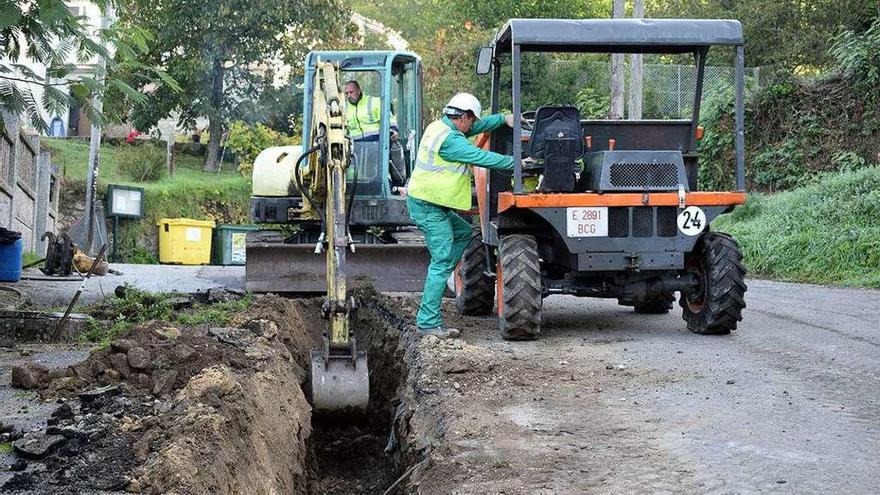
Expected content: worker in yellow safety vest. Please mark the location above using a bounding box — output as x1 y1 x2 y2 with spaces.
344 80 398 141
406 92 515 339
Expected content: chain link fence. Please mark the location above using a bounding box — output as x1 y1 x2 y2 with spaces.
535 59 761 119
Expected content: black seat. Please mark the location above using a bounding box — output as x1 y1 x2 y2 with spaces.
528 106 584 192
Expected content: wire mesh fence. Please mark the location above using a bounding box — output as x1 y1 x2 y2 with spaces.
540 59 761 119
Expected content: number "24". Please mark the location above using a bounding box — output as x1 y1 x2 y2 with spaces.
682 209 702 229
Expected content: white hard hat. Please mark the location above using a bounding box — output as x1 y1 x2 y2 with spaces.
444 93 482 120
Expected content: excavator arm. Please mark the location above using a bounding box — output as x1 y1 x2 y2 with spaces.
298 61 369 414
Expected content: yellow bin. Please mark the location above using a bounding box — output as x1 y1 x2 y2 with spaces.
157 218 215 265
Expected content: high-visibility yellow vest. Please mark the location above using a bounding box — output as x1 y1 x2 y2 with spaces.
407 120 472 210
346 95 385 139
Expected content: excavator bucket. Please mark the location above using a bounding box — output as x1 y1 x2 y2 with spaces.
246 241 429 294
310 345 370 414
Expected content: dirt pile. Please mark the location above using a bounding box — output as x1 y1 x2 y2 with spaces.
2 295 319 494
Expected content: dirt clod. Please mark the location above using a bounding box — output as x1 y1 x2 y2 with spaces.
11 363 50 389
150 369 177 396
110 352 133 378
173 343 196 361
111 338 138 353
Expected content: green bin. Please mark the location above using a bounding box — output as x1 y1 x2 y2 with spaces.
212 224 261 265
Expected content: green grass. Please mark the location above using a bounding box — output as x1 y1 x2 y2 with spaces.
79 286 254 345
714 166 880 288
176 294 254 326
21 251 43 268
43 137 243 190
0 442 13 454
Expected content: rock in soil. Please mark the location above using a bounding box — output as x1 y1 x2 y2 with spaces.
127 346 151 370
109 352 132 378
79 384 121 402
13 432 67 459
11 363 50 389
51 403 74 420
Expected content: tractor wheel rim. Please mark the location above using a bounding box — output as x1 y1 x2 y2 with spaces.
686 264 707 313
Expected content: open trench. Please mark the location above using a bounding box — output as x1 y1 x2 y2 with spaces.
298 291 414 494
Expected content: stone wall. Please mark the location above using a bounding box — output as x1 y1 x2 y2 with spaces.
0 112 60 255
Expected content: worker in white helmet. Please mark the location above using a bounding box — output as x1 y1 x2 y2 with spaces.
406 93 515 338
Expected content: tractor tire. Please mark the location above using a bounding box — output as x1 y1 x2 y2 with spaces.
455 226 494 316
498 235 542 341
680 232 747 335
634 293 675 314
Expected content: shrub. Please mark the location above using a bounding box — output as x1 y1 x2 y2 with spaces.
225 121 297 175
575 86 610 119
118 143 166 182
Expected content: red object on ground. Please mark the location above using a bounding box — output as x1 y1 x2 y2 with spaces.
126 130 141 144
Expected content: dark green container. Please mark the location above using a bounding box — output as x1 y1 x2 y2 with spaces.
212 224 261 265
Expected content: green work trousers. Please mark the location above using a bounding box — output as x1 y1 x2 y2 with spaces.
407 196 472 329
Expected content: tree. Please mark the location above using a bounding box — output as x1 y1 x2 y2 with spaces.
0 0 174 131
120 0 354 172
647 0 878 69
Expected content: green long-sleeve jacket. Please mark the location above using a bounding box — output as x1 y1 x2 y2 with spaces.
437 115 514 171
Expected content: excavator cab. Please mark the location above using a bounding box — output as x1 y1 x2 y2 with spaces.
309 52 420 202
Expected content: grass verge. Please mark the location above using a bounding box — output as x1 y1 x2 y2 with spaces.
79 286 254 347
713 166 880 288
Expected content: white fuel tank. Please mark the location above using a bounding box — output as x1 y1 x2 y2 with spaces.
251 145 303 197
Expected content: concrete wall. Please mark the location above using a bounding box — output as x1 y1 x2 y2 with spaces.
0 112 61 255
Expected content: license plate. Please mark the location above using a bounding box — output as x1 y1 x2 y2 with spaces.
566 207 608 237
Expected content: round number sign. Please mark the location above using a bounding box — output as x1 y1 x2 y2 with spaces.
677 206 707 236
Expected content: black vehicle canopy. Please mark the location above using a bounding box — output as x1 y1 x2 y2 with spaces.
490 18 744 53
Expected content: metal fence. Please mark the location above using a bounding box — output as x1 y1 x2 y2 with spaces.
545 60 761 119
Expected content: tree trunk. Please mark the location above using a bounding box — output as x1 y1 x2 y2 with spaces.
628 0 644 120
610 0 625 120
166 134 174 177
202 57 224 172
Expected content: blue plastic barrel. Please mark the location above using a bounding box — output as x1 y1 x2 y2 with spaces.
0 239 23 282
0 228 23 282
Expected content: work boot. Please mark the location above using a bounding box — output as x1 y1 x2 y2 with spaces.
418 327 461 339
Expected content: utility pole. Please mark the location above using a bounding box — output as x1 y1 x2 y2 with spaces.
610 0 626 119
628 0 644 120
69 6 114 255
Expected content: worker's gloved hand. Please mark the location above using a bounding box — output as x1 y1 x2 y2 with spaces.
392 186 407 198
505 114 515 128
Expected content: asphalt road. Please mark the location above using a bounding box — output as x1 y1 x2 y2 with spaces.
426 278 880 494
7 264 245 307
